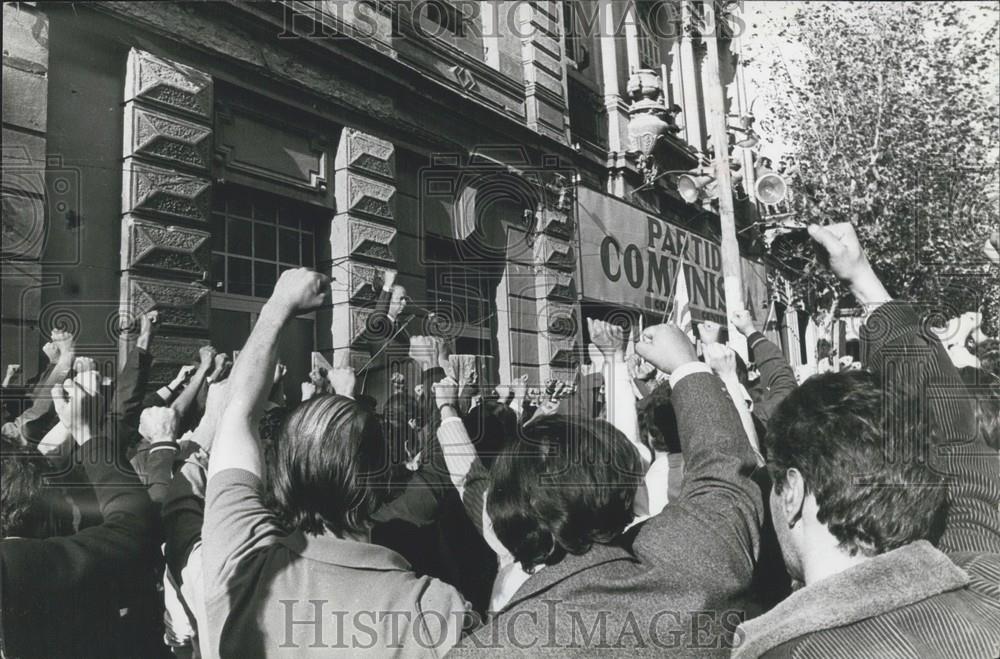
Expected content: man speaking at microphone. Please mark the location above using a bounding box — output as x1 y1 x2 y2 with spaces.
359 270 425 408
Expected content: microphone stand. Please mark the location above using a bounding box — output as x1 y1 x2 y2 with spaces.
357 312 422 393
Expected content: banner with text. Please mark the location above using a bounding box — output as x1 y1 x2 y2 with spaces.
577 188 769 325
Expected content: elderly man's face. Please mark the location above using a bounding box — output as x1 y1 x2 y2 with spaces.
388 285 408 318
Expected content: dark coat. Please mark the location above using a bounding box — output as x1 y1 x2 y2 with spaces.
358 288 419 407
732 541 1000 658
450 369 765 657
0 439 158 658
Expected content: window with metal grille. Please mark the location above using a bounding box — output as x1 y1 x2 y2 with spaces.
563 0 590 70
424 238 494 327
210 186 323 298
638 1 662 68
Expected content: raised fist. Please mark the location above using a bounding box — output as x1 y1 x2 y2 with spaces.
730 309 756 337
52 372 104 444
139 406 179 443
636 324 697 375
433 376 460 410
703 343 737 378
269 267 331 316
698 321 721 346
586 317 625 358
328 366 357 398
199 345 218 368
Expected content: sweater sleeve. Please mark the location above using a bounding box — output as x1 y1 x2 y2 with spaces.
162 450 209 584
747 331 797 427
634 369 763 577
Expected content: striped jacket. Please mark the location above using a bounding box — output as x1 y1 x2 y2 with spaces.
859 302 1000 554
731 541 1000 658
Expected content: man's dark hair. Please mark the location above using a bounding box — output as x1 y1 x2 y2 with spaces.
487 415 643 573
765 370 947 557
463 400 518 469
1 436 51 539
636 381 682 454
272 394 390 536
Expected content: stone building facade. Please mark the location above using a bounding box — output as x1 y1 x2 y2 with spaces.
2 1 765 399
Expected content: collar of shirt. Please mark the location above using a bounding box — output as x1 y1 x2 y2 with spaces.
281 528 414 572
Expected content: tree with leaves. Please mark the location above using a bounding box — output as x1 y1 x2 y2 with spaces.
745 1 999 334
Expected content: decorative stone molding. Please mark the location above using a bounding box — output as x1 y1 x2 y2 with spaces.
124 105 213 172
330 127 398 361
122 159 212 224
122 216 210 277
545 333 580 369
535 207 572 239
126 276 210 332
541 271 576 301
330 215 397 264
338 128 395 181
532 234 575 272
345 261 386 303
124 49 213 119
337 171 395 221
147 335 210 382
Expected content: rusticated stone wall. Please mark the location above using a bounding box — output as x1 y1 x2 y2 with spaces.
119 48 213 381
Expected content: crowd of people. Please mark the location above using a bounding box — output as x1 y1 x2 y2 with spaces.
2 222 999 658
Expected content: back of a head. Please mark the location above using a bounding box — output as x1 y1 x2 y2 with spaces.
463 400 517 468
487 415 643 573
0 436 69 539
272 394 390 537
766 370 947 557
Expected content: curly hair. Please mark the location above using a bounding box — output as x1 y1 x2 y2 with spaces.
487 415 644 573
271 395 391 537
765 370 947 557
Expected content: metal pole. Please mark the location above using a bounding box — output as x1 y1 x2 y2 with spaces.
701 4 747 359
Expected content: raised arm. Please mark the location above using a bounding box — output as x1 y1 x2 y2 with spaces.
171 345 216 424
204 268 329 591
433 377 513 564
5 370 157 596
110 312 158 447
634 324 763 568
731 309 796 427
809 222 995 553
16 329 75 442
209 268 328 479
587 318 646 461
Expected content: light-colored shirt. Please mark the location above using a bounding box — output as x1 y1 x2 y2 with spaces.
203 468 468 657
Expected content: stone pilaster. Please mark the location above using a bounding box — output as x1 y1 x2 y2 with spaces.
532 206 580 382
519 0 569 144
120 48 214 379
1 3 49 372
330 128 397 370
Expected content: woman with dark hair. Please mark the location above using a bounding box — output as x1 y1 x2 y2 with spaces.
203 269 467 658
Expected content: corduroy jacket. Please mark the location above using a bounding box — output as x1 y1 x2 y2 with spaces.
732 541 1000 658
